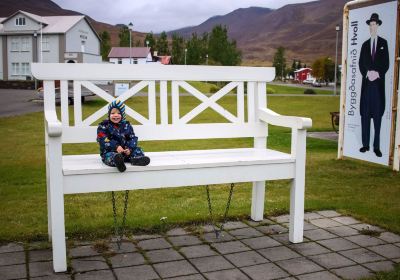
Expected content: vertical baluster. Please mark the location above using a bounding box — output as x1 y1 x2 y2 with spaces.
160 81 168 125
60 80 69 127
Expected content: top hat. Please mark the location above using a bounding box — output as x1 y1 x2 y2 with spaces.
366 13 382 25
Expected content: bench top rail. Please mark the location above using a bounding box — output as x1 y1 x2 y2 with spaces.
32 63 275 143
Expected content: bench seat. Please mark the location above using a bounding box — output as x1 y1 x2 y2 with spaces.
62 148 295 194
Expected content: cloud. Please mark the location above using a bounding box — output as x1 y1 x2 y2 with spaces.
52 0 315 32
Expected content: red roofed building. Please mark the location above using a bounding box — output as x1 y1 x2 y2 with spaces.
108 47 152 64
294 68 314 83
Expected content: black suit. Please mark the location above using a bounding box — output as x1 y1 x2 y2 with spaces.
358 36 389 150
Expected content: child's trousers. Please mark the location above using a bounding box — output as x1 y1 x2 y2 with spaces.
102 147 145 167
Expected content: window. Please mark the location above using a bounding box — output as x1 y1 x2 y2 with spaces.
11 38 19 51
81 41 85 52
15 17 26 26
133 59 138 64
21 37 30 51
21 63 30 75
11 63 20 75
42 36 50 51
118 58 122 64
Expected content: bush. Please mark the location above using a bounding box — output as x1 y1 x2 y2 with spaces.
267 88 276 94
209 86 220 93
304 89 316 95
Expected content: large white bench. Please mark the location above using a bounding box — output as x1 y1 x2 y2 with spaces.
31 63 312 272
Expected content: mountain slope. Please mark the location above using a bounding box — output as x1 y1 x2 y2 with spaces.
170 0 348 64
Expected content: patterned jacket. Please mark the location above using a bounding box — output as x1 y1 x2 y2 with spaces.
97 119 138 158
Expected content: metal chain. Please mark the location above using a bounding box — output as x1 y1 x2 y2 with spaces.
205 183 235 239
111 190 130 250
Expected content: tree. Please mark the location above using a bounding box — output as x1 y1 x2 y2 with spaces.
171 33 185 64
311 57 335 83
289 59 296 78
99 31 111 60
272 47 286 81
155 31 169 55
208 25 241 66
296 60 302 69
186 33 206 65
144 32 156 49
118 26 130 47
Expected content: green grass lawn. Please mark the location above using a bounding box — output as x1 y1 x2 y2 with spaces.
0 94 399 248
267 84 334 95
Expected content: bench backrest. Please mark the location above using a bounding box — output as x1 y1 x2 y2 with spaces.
31 63 275 144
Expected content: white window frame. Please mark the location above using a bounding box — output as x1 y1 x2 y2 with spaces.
21 63 30 75
15 17 26 26
11 38 19 52
11 63 20 75
21 37 30 52
42 36 50 51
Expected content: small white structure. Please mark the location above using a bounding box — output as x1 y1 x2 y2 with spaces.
108 47 152 64
31 63 312 272
0 10 101 80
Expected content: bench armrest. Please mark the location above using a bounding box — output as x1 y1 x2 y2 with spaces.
258 108 312 130
45 110 62 137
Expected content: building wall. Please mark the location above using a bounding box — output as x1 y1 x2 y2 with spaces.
2 14 42 32
109 57 148 64
7 35 33 80
38 34 59 63
65 19 99 55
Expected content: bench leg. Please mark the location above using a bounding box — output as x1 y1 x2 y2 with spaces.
48 138 67 272
49 182 67 272
289 129 306 243
251 181 265 221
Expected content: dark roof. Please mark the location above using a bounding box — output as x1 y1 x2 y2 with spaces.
108 47 150 58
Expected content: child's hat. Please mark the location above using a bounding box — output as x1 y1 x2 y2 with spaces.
108 100 126 120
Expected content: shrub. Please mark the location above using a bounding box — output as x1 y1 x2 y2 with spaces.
304 89 316 95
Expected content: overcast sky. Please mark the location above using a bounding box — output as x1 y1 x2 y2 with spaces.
52 0 316 32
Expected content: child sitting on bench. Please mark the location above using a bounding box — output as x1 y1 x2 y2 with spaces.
97 100 150 172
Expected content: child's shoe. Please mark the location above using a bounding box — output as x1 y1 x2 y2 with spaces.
131 156 150 166
114 153 126 172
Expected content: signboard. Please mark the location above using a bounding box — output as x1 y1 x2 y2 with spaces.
114 83 129 97
342 0 398 165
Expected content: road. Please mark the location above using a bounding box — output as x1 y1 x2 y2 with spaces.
0 89 43 117
270 81 339 93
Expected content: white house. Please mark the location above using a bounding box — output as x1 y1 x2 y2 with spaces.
0 10 101 80
108 47 152 65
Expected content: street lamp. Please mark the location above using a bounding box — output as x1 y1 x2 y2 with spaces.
128 22 133 64
184 48 187 65
206 54 208 65
146 40 149 49
334 24 340 95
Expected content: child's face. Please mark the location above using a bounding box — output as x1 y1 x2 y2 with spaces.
110 108 122 124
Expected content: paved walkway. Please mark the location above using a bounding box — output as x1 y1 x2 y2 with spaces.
1 211 399 279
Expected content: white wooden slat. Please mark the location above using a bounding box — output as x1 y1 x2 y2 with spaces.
172 81 180 124
237 82 244 123
257 82 267 108
247 82 255 123
44 80 56 111
81 81 113 102
117 81 149 103
160 81 168 125
178 81 239 124
60 80 69 127
82 106 108 126
31 63 276 82
148 81 156 124
61 123 268 143
125 107 150 125
73 81 82 126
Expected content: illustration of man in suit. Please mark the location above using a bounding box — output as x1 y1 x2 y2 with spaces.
358 13 389 157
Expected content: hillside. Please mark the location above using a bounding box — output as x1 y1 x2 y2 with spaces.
170 0 348 65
